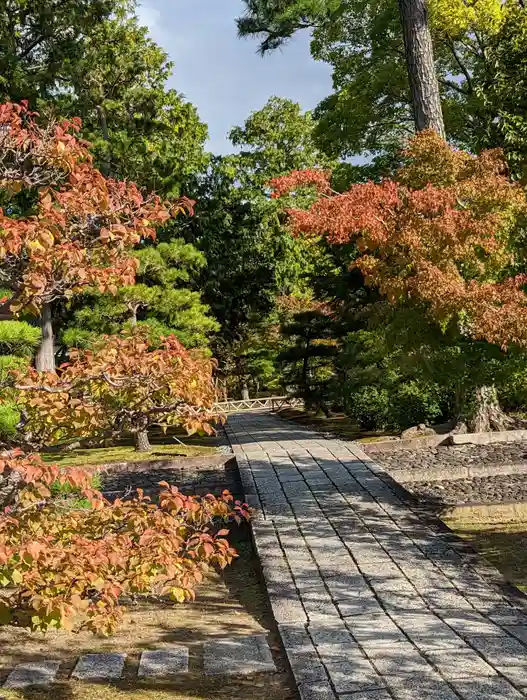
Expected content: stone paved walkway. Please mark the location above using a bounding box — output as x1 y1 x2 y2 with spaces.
225 413 527 700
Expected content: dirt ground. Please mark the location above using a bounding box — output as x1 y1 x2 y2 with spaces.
0 528 298 700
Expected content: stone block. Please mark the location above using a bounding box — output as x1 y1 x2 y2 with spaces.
345 612 405 648
138 648 188 677
339 692 392 700
4 661 60 688
496 665 527 687
423 648 497 680
436 610 504 637
467 635 527 666
451 677 525 699
337 596 385 618
367 641 435 676
298 679 336 700
325 657 384 694
203 635 276 675
395 611 466 650
270 592 308 623
385 675 460 700
72 653 126 680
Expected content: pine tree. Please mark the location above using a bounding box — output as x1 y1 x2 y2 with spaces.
63 239 218 350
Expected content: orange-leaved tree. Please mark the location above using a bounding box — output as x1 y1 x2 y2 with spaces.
0 450 249 634
12 330 219 452
0 102 193 371
271 131 527 431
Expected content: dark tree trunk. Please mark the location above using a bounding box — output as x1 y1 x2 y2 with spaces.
134 429 151 452
398 0 445 136
35 302 55 372
302 338 310 398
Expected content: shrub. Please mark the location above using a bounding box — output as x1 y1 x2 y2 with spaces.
12 329 219 451
0 403 20 439
0 451 249 634
0 322 40 357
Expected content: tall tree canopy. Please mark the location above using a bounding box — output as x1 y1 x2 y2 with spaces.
0 0 113 103
236 0 504 157
0 1 208 197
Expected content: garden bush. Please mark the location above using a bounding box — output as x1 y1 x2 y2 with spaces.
0 451 249 634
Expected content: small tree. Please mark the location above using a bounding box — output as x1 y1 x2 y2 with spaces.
13 330 219 451
0 102 189 370
63 238 219 350
0 450 249 634
272 132 527 431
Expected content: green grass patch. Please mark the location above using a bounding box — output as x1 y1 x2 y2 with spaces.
443 516 527 593
42 443 219 469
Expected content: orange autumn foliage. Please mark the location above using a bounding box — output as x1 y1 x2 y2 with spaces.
0 451 249 634
13 330 220 450
0 102 194 315
271 132 527 349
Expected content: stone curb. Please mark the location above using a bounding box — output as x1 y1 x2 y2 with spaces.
387 462 527 484
450 429 527 446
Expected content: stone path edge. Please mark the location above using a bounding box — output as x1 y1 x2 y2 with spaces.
349 438 527 616
225 413 527 700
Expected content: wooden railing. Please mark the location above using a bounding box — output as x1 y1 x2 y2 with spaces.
214 396 304 414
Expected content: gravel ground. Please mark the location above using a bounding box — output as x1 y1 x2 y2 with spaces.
410 473 527 505
101 461 241 500
371 441 527 473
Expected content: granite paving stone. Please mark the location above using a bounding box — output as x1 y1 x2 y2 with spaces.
4 661 60 688
298 679 337 700
423 647 497 680
451 677 526 699
138 648 188 677
226 413 527 700
465 634 527 666
203 634 276 675
72 653 126 680
385 675 460 700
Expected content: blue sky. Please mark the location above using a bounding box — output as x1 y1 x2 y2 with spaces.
136 0 333 155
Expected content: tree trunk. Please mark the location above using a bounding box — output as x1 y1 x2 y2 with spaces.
35 302 55 372
398 0 446 136
134 429 151 452
302 338 310 398
129 304 138 327
241 379 250 400
96 105 111 176
458 385 517 433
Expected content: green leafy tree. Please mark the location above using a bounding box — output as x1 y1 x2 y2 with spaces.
278 308 338 413
181 97 335 394
0 312 40 441
236 0 497 157
63 239 218 350
482 4 527 181
53 10 209 195
0 0 114 104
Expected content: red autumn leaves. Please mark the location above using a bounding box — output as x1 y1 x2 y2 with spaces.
271 131 527 349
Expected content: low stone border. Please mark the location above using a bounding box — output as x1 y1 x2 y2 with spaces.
96 452 230 475
450 429 527 446
362 434 449 452
442 500 527 524
387 461 527 483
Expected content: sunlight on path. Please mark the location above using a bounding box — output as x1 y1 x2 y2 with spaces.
226 413 527 700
